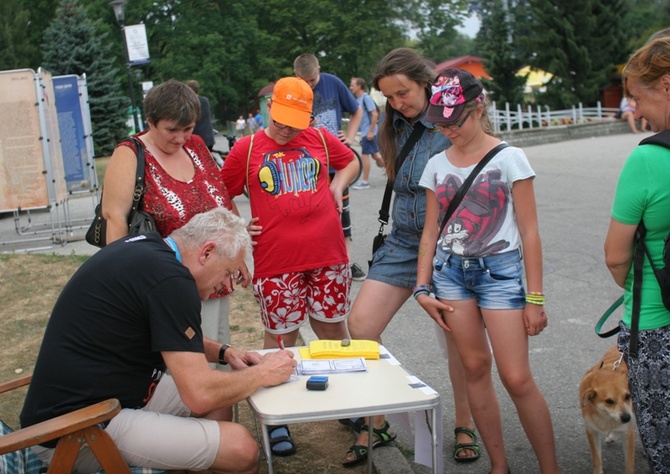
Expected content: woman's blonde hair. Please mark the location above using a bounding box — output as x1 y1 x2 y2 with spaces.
623 37 670 97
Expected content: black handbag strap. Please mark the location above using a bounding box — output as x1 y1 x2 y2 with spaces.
129 137 147 211
437 143 509 237
629 223 649 358
594 223 647 352
377 121 426 226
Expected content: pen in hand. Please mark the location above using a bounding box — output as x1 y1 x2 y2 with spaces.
277 334 285 350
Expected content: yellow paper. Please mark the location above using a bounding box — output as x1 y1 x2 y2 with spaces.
304 339 380 360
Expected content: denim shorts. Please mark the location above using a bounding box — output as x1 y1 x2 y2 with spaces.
367 230 421 289
361 136 379 154
432 248 525 310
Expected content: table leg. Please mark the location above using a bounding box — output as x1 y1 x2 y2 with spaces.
367 416 373 474
260 424 274 474
430 408 438 474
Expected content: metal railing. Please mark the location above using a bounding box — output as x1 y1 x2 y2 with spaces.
489 101 620 133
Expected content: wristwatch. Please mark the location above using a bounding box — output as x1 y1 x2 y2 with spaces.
218 344 231 365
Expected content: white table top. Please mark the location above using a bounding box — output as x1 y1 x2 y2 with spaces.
247 347 439 425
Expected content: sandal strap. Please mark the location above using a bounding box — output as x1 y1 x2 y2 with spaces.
360 420 396 445
454 426 477 442
454 442 479 452
268 425 291 440
371 420 394 443
342 444 369 466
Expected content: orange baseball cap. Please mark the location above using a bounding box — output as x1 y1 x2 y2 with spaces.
271 77 313 130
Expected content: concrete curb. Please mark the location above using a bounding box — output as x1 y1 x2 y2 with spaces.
496 120 631 148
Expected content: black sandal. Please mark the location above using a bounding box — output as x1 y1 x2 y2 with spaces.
453 426 480 463
342 420 396 467
268 424 296 456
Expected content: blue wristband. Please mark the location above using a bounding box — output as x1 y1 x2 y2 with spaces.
412 284 431 300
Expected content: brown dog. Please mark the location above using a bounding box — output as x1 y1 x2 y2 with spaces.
579 345 635 474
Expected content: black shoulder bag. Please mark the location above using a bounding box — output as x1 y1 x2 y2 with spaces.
85 137 157 248
368 122 426 268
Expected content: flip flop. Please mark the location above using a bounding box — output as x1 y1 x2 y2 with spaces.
268 424 296 456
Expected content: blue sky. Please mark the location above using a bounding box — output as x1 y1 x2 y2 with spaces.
457 13 481 38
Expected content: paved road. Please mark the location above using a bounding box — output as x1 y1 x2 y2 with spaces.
0 131 653 473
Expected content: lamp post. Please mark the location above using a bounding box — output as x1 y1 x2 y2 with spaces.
110 0 140 133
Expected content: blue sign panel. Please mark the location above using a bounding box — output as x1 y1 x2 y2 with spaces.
54 75 87 190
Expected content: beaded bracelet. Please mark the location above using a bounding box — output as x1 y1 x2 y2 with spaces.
413 284 431 300
525 291 545 305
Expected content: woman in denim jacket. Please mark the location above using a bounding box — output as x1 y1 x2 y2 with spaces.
342 48 479 467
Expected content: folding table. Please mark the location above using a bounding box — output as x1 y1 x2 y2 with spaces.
246 347 440 474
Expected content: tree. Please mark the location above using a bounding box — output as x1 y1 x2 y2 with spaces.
475 0 526 106
42 0 129 155
255 0 408 84
410 0 473 62
0 0 57 71
623 0 670 51
71 0 496 124
528 0 627 108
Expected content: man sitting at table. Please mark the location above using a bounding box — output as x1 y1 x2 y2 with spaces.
20 208 298 473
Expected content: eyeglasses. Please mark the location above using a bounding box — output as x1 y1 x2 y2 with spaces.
272 119 301 132
435 111 472 131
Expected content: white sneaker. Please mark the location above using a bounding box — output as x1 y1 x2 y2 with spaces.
352 181 370 190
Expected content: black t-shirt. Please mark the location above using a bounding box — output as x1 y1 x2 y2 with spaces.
193 95 215 149
20 233 204 433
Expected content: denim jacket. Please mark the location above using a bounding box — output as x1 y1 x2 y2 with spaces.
391 111 450 236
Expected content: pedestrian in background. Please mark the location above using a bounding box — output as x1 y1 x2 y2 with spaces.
294 53 367 281
254 109 264 129
235 115 246 138
186 79 215 150
247 112 259 134
350 77 384 190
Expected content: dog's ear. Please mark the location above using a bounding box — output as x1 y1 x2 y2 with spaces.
582 388 597 406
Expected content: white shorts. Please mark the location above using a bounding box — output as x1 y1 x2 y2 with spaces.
34 375 220 472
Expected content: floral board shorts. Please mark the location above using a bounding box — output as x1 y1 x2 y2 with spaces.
253 264 351 334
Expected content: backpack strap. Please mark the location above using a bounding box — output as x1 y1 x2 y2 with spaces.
639 129 670 148
245 132 256 194
315 128 329 169
630 224 647 358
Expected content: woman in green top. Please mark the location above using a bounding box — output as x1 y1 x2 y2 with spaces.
604 36 670 472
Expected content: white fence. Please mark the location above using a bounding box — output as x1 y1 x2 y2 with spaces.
490 101 620 133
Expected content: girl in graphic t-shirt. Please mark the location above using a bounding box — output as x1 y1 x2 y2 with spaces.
415 69 559 474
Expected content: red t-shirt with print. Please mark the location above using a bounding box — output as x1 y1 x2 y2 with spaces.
222 128 351 278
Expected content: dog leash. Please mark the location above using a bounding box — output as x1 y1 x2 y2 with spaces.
595 295 624 338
